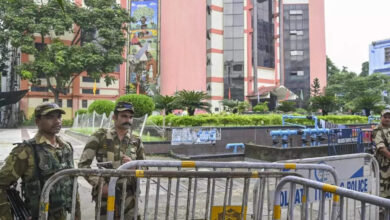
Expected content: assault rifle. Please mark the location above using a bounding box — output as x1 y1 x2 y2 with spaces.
6 183 31 220
97 162 114 169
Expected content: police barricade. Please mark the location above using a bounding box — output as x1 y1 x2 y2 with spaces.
107 160 339 220
272 176 390 220
280 153 380 220
38 168 302 220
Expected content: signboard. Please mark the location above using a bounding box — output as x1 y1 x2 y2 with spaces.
171 128 221 145
210 206 247 220
274 157 371 207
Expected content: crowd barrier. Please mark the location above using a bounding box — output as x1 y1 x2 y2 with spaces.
281 153 380 220
273 176 390 220
38 168 302 220
107 160 338 220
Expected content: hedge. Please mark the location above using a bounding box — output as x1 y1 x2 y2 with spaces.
87 100 115 116
116 94 155 118
147 114 368 127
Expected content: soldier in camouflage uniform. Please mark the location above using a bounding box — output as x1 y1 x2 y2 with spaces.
373 109 390 200
0 103 80 220
78 101 145 219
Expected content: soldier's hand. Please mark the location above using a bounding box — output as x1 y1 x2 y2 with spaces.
122 155 132 164
102 184 108 198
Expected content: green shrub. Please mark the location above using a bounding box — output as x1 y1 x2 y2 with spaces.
277 102 296 112
144 114 369 127
88 100 115 116
116 94 155 117
295 108 308 115
253 102 269 113
75 109 88 116
62 119 74 127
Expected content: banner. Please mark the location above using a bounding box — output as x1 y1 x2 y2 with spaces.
171 128 221 145
129 0 159 95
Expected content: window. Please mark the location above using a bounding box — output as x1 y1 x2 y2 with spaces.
82 77 100 83
115 65 120 72
82 100 88 108
291 50 304 56
58 99 62 107
290 30 303 35
31 86 49 92
82 89 100 94
67 99 72 107
43 98 49 102
385 47 390 63
290 70 304 76
290 10 303 15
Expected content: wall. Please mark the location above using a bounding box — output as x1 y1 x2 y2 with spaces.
160 0 207 95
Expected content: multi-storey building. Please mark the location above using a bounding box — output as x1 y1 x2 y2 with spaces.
369 38 390 76
19 0 128 120
18 0 327 117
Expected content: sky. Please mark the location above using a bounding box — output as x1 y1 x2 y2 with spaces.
325 0 390 74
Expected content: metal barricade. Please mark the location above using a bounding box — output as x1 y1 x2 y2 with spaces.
107 160 339 220
38 168 302 220
281 153 380 220
273 176 390 220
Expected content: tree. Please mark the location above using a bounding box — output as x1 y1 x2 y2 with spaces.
1 0 131 103
310 95 336 115
311 77 321 96
360 61 369 77
277 101 296 112
326 72 390 113
154 95 177 115
154 94 176 136
326 56 340 78
237 101 250 114
174 90 211 116
354 95 381 116
222 99 238 113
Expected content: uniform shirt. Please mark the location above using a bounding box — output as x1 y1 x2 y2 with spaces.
78 127 145 187
0 132 73 220
373 124 390 151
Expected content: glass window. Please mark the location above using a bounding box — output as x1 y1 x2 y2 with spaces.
233 26 243 38
233 38 243 50
82 77 100 83
82 89 99 94
224 38 233 50
43 98 49 102
67 99 72 107
233 15 244 26
31 86 49 92
224 3 233 14
290 10 303 15
82 100 88 108
385 47 390 63
58 99 62 107
233 50 244 62
224 27 234 38
224 15 233 26
233 3 243 14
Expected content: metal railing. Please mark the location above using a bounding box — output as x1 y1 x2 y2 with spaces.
38 168 302 220
273 176 390 220
281 153 380 220
107 160 339 220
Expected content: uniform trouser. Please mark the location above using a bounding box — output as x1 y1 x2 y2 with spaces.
96 195 139 220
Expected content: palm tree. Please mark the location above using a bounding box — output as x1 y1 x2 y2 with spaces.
154 95 177 134
175 90 211 116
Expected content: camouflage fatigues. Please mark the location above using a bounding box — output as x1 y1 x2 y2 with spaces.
0 133 80 220
78 127 145 219
373 124 390 197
